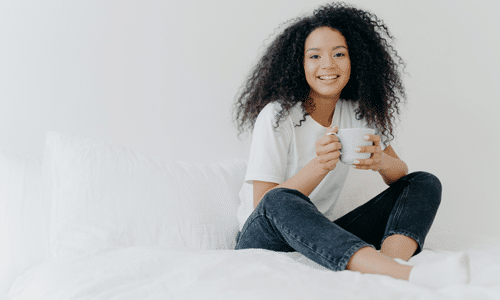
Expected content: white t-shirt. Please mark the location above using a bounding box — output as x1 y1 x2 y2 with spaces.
236 99 387 230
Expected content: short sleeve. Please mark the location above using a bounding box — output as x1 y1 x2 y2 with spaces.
245 103 292 184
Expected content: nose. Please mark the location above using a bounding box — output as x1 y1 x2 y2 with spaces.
322 55 337 68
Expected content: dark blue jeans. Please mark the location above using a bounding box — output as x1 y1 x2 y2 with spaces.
235 171 441 271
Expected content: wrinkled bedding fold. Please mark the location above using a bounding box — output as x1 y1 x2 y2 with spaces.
8 243 500 300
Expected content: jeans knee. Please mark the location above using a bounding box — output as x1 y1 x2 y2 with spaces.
409 171 442 206
259 188 311 214
420 172 441 193
258 188 287 211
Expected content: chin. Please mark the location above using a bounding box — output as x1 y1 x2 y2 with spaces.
316 91 341 99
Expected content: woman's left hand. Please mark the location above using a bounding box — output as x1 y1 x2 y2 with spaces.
353 134 383 171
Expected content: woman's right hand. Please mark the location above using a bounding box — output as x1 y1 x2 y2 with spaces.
315 126 342 171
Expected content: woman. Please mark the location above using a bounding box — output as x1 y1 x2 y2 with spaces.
233 2 469 289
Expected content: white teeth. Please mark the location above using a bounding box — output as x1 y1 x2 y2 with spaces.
319 75 339 80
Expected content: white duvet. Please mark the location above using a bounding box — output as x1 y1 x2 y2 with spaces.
8 241 500 300
3 133 500 299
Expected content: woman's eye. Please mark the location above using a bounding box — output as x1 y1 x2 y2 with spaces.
334 53 345 58
310 55 320 59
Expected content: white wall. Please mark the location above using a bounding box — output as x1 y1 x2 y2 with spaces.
1 0 499 247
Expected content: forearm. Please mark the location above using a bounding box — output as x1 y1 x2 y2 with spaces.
278 157 330 196
378 153 408 185
253 157 329 208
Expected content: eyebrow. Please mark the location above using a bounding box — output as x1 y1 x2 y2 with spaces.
306 46 347 52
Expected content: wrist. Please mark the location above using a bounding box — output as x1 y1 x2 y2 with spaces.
378 152 409 179
378 152 390 173
312 156 331 176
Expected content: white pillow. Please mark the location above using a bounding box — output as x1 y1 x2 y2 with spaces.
45 132 246 260
0 148 46 295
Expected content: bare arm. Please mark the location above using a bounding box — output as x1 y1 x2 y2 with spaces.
377 145 408 185
253 127 341 208
253 158 330 208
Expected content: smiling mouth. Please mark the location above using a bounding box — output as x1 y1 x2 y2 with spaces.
318 75 339 80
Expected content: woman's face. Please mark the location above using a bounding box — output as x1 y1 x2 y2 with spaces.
303 27 351 101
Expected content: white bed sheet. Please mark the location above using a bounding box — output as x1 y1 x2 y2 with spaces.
7 238 500 300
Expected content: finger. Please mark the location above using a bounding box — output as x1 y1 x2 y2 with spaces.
317 134 339 146
325 126 339 142
364 134 381 146
353 164 371 170
317 149 341 162
353 158 372 166
326 152 341 161
326 126 339 136
354 164 379 171
318 155 340 170
356 145 381 154
353 158 382 170
353 163 374 171
325 126 339 134
326 155 341 169
328 134 340 143
317 143 342 156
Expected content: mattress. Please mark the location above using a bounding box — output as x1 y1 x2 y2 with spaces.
8 239 500 300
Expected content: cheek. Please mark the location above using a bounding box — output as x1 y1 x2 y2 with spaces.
304 63 316 80
343 60 351 76
339 63 351 84
343 66 351 80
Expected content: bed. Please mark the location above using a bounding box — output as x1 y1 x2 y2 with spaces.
1 131 500 299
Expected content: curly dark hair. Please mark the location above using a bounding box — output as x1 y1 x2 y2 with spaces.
233 2 406 144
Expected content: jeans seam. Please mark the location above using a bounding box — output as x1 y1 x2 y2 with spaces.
237 213 266 246
338 243 376 271
393 185 410 228
389 184 409 232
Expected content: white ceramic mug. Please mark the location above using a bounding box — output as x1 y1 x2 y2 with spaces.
329 128 375 165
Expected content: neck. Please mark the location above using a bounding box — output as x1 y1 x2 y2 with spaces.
305 93 339 127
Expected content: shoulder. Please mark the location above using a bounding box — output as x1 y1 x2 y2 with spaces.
254 102 281 129
253 101 298 138
258 101 283 119
256 101 301 127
